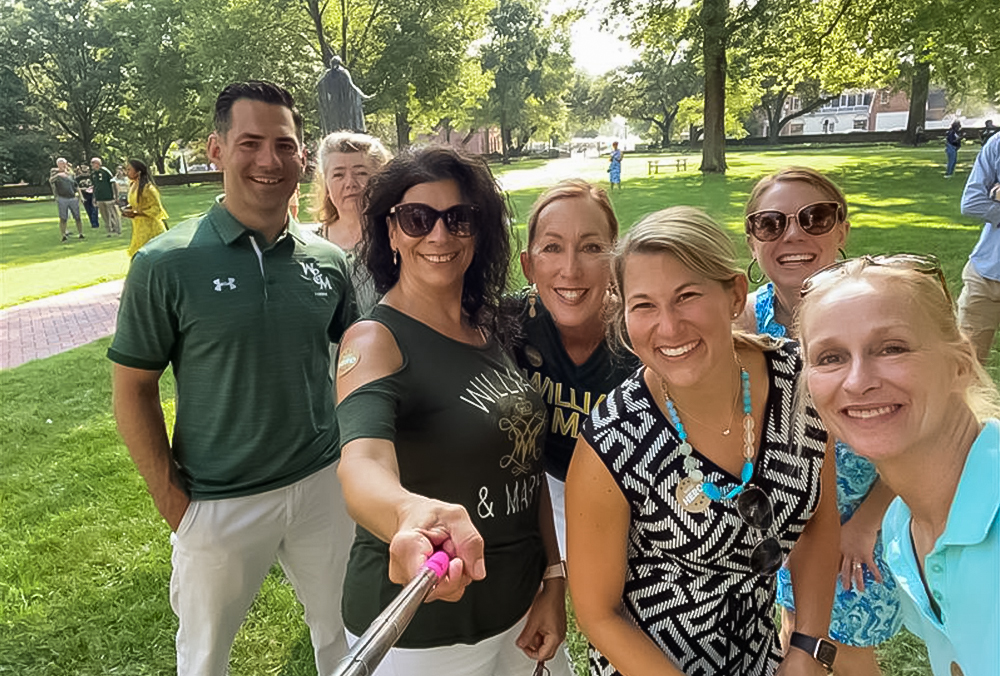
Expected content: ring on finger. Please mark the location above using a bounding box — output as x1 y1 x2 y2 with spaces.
852 561 862 569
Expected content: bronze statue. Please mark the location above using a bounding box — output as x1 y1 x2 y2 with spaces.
317 54 369 134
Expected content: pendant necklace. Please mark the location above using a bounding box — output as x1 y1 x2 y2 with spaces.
661 353 756 514
669 369 742 436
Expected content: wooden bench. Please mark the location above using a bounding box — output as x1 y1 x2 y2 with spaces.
647 158 688 175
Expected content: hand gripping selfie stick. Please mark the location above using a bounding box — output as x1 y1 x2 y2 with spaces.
331 551 451 676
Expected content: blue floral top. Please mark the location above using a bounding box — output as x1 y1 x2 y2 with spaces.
754 282 902 646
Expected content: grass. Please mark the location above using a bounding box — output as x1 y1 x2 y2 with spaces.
0 145 980 307
1 145 984 674
0 185 222 308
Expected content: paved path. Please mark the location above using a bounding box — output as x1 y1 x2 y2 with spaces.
0 279 123 370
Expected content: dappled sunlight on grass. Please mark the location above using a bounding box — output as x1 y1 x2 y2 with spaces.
0 339 318 674
2 147 980 307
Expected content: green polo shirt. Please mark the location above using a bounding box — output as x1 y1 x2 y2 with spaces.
108 203 358 500
92 166 116 201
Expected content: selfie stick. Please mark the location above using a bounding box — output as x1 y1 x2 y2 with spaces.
331 550 452 676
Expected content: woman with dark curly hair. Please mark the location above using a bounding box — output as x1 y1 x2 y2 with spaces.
335 146 572 676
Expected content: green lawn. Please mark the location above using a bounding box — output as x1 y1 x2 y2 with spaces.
1 145 981 308
0 145 987 674
0 184 222 307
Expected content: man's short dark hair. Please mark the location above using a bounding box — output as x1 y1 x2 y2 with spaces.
214 81 304 140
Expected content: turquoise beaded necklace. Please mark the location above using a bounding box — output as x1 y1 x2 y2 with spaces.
661 354 755 506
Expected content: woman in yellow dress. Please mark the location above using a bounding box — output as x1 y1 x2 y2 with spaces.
122 159 167 257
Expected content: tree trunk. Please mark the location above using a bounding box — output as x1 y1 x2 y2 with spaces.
395 107 411 149
340 0 348 62
500 105 511 163
700 0 728 174
305 0 334 65
904 59 930 146
689 124 703 151
765 92 788 144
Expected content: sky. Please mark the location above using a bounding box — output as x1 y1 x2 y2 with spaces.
550 0 638 75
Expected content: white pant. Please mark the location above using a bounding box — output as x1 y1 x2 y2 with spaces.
169 461 353 676
546 474 567 560
346 614 574 676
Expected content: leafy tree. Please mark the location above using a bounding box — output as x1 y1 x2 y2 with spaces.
610 0 808 172
297 0 491 148
609 47 702 147
183 0 320 134
481 0 574 158
0 67 58 185
109 0 204 173
565 71 612 137
4 0 124 160
737 0 896 142
842 0 999 143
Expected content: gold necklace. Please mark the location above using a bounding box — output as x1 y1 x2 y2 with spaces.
664 367 742 436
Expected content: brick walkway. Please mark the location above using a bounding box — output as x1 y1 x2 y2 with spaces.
0 279 123 370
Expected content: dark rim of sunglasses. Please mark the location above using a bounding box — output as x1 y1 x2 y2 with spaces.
799 253 950 304
389 202 479 238
744 201 844 242
737 487 782 576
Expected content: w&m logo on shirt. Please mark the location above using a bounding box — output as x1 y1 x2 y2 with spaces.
298 261 332 293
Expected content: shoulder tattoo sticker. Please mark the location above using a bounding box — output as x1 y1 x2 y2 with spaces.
337 348 360 377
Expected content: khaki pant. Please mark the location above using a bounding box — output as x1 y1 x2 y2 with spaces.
96 200 121 234
957 260 1000 362
170 462 352 676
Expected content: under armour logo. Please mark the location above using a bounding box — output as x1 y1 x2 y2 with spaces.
213 277 237 291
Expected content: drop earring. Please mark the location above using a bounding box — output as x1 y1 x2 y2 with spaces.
393 249 399 266
528 284 538 318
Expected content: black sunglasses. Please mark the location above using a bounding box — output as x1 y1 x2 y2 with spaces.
736 486 782 576
745 201 844 242
800 253 951 304
389 202 478 238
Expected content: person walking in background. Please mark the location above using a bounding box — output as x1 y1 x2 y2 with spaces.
982 120 998 145
607 141 622 190
91 157 121 236
945 120 963 177
121 159 167 257
49 158 84 242
957 132 1000 363
76 162 101 229
109 81 358 676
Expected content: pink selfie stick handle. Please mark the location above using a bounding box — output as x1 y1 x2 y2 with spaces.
331 551 452 676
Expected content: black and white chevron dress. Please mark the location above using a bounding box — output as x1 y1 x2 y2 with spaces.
579 341 828 676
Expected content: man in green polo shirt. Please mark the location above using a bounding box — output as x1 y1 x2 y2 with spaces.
108 81 358 676
90 157 121 236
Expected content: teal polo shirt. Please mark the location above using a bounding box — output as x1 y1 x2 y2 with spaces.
881 419 1000 676
108 203 358 500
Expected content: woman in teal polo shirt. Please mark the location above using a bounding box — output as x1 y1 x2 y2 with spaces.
797 254 1000 675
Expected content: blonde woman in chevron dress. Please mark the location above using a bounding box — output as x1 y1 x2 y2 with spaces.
566 207 840 676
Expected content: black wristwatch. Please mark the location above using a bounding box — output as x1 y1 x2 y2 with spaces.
790 631 837 671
